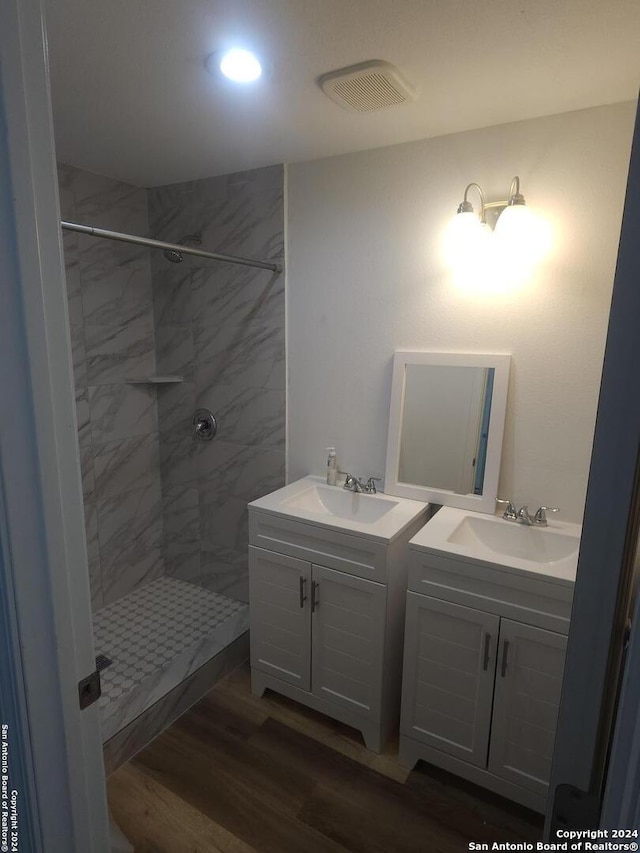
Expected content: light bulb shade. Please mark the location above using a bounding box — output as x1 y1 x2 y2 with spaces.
494 204 551 267
494 203 531 237
444 212 491 267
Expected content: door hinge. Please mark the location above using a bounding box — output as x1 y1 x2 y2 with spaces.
549 784 601 838
78 668 101 710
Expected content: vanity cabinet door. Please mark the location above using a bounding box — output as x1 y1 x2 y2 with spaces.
310 564 386 717
488 619 567 796
249 546 312 691
400 592 499 767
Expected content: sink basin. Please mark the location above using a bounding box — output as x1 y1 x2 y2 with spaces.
249 476 429 542
281 483 399 523
447 515 578 565
410 505 581 583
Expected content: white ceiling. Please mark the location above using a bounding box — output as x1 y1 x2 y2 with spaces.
45 0 640 188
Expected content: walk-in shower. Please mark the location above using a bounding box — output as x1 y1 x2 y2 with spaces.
57 161 285 772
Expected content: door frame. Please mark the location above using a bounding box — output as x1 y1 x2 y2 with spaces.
0 0 110 850
546 98 640 832
601 585 640 828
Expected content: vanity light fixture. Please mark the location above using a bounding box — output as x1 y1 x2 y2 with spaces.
455 176 527 233
447 175 551 291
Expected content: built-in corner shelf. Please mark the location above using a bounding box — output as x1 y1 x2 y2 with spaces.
125 375 184 385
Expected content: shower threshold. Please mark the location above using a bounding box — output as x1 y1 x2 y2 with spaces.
92 576 249 742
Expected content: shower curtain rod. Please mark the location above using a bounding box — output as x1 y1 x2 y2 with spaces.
60 220 281 273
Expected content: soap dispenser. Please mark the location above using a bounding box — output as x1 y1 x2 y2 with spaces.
326 447 338 486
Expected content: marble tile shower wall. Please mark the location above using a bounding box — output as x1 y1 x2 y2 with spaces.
148 165 285 602
57 164 164 611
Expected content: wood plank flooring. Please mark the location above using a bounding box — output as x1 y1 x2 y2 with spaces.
107 664 543 853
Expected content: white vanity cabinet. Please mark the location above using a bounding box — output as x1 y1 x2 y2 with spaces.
248 487 428 753
400 594 499 768
249 549 312 691
399 528 574 813
249 548 387 729
487 618 567 798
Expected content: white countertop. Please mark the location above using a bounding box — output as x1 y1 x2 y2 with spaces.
249 475 429 543
410 505 581 586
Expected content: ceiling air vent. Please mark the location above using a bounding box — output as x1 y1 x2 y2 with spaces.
319 60 416 113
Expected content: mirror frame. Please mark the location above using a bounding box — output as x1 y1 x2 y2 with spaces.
384 351 511 513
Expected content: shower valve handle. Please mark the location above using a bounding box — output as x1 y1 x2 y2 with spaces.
192 409 217 441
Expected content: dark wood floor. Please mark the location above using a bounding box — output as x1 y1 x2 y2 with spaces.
108 664 543 853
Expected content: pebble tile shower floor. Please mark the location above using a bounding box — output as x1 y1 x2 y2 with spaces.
93 576 249 740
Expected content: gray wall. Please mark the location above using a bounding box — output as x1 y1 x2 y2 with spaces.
148 165 285 603
57 164 164 611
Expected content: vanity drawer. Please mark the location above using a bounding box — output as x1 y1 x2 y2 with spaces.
408 550 573 634
249 509 388 584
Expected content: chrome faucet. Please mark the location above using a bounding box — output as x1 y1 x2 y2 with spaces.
497 499 559 526
496 499 518 521
532 506 560 527
341 473 364 493
340 473 382 494
516 505 535 525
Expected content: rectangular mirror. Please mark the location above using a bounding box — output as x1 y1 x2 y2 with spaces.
385 352 511 513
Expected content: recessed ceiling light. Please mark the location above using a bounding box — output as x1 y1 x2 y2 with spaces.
217 49 262 83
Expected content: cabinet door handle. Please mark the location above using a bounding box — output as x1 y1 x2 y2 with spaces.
482 633 491 671
500 640 510 677
299 576 307 608
311 580 319 613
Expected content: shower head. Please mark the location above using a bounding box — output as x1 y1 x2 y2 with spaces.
163 233 203 264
